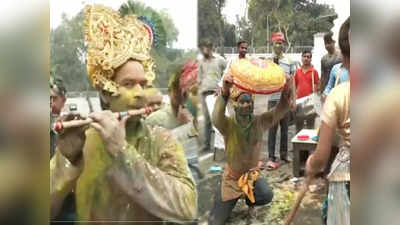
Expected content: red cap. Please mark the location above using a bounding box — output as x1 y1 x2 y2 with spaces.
271 32 286 43
179 60 198 91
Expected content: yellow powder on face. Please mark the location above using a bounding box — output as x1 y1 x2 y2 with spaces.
109 87 146 112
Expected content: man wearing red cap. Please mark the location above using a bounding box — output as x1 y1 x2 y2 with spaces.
146 61 198 130
146 61 202 182
266 32 297 170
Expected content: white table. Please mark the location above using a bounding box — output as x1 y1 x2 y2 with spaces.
291 129 318 177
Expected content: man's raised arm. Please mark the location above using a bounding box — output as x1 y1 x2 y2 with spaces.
260 76 296 130
212 73 233 135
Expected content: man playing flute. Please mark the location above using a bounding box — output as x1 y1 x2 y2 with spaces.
50 5 197 224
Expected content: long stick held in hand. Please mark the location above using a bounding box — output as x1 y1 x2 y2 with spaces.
54 105 160 131
283 180 310 225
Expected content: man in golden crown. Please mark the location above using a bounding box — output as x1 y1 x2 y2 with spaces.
50 5 197 224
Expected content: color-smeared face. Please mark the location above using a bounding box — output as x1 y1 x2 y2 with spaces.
273 40 283 55
234 93 254 117
238 42 248 58
169 82 198 117
302 52 312 66
108 60 148 112
144 88 163 108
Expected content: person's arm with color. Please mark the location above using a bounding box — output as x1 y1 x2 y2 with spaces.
212 72 232 136
260 75 296 129
323 65 337 95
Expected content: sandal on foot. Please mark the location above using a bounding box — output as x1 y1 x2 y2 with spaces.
266 160 281 170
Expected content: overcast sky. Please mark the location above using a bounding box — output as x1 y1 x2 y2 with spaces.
50 0 348 49
50 0 197 49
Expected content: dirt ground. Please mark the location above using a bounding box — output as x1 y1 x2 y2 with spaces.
196 124 326 225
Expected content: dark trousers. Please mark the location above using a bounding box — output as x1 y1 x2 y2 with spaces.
208 178 274 225
268 101 289 161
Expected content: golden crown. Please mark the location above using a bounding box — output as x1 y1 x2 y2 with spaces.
84 5 155 93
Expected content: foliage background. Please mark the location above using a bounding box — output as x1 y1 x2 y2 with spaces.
50 0 197 93
198 0 337 51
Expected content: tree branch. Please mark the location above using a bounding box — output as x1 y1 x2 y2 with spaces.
284 25 291 53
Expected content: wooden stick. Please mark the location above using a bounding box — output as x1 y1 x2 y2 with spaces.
283 180 310 225
55 105 161 130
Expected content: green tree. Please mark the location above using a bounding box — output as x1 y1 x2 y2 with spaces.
236 15 252 44
198 0 221 46
223 22 237 47
51 1 185 92
119 0 192 90
159 10 179 48
199 0 244 55
50 11 90 92
215 0 226 55
247 0 336 48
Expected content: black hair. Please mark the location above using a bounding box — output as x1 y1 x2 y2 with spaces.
302 49 312 56
52 78 67 97
199 39 213 48
324 31 335 43
168 62 185 93
338 17 350 58
237 40 248 47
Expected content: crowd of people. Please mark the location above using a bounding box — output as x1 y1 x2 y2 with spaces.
50 4 350 225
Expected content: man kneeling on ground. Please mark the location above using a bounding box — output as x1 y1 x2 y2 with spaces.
208 72 295 225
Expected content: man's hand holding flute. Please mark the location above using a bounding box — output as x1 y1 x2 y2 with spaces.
54 106 159 163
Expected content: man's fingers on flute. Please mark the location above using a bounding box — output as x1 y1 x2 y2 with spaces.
74 113 87 120
90 122 105 135
60 113 76 122
89 111 110 125
120 114 129 126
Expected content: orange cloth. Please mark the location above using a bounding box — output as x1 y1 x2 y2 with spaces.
179 60 198 92
225 162 262 203
237 170 260 203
